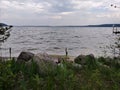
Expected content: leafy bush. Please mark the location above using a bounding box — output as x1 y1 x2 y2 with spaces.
0 57 120 90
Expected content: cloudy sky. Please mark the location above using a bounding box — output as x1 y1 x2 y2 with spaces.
0 0 120 26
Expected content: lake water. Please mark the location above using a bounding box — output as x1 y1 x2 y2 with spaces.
0 26 117 57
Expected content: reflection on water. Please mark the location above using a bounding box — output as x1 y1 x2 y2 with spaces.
1 26 115 57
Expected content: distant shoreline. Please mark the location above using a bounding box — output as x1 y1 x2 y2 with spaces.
1 23 120 27
14 24 120 27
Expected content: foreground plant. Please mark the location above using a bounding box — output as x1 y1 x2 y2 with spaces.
0 56 120 90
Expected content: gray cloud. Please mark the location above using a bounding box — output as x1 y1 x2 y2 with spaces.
0 0 120 25
47 0 75 13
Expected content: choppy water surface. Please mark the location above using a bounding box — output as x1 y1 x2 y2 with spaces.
0 26 116 57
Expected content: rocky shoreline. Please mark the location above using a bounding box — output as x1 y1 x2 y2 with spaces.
1 51 120 64
0 51 120 89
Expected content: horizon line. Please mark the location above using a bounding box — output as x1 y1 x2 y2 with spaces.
1 23 120 27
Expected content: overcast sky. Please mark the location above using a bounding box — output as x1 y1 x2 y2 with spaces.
0 0 120 26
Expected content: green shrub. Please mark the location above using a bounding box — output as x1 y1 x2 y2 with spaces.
0 57 120 90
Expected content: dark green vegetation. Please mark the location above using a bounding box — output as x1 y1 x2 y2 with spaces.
0 57 120 90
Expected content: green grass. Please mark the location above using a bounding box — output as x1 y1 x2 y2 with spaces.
0 56 120 90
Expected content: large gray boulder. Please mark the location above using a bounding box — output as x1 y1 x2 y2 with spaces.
74 55 86 65
17 51 34 63
33 53 58 75
74 54 95 65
